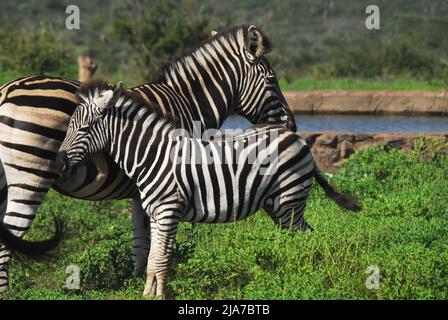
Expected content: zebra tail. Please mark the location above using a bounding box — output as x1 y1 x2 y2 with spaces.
0 216 64 260
314 166 361 212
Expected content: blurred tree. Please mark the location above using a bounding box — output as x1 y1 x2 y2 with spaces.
113 0 210 82
422 0 436 18
0 25 76 78
322 0 334 21
1 0 448 82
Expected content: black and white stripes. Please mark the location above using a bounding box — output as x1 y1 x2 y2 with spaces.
50 82 359 297
0 25 296 292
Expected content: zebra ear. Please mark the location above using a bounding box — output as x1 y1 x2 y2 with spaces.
95 82 123 113
114 81 123 96
211 30 218 36
104 81 123 109
246 25 271 59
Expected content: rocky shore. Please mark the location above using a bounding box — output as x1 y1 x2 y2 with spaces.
301 132 448 172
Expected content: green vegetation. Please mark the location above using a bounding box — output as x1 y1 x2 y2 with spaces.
3 137 447 300
0 26 77 79
1 0 448 88
278 77 447 91
113 0 209 82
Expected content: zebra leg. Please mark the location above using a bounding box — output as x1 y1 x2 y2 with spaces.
0 161 54 293
267 207 313 232
0 162 9 293
0 191 45 294
0 245 9 293
131 197 150 276
265 195 313 232
143 214 179 298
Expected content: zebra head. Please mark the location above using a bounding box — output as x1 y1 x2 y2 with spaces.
57 81 122 177
232 25 296 131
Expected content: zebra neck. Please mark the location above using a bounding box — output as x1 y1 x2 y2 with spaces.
146 52 243 130
104 107 176 186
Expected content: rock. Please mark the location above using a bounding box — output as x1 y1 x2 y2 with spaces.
339 140 354 159
374 133 413 149
311 146 340 173
337 134 356 143
304 131 446 173
353 134 373 142
300 133 320 146
334 159 348 168
315 133 338 147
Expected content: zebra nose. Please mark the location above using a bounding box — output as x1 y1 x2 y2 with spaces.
286 117 297 132
56 151 70 176
283 108 297 132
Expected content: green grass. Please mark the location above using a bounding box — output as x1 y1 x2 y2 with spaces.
279 77 448 91
1 136 448 300
0 70 138 89
2 69 447 92
0 70 24 86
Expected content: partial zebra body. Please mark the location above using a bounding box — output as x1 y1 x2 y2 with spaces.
51 82 359 298
0 25 296 293
0 75 134 202
0 76 134 292
96 108 313 232
172 127 313 226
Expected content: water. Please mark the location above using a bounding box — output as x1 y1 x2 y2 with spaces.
221 114 448 133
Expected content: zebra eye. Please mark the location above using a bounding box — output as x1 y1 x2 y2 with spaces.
79 125 90 133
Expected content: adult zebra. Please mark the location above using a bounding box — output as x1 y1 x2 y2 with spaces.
38 81 360 297
0 25 296 292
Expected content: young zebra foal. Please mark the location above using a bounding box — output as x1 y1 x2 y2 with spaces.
55 81 360 297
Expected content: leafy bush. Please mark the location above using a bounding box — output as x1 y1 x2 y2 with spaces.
113 0 209 82
0 26 76 79
313 37 448 80
71 224 134 291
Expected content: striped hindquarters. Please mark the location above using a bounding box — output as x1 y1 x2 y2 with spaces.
175 127 314 225
0 75 137 202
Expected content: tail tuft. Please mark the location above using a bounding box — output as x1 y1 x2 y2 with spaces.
314 166 362 212
0 216 64 261
331 193 362 212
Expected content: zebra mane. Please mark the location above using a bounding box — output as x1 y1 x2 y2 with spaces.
76 79 179 127
77 79 116 101
155 25 272 83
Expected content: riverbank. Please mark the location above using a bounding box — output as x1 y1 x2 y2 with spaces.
303 131 448 172
284 90 448 115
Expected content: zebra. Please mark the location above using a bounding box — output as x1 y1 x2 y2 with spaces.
1 81 360 297
0 25 296 292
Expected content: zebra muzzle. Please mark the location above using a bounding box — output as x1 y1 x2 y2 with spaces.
287 117 297 132
56 151 72 178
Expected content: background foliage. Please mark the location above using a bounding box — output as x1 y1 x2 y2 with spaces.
0 0 448 86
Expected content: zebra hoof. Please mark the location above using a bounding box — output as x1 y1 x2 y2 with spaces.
0 270 9 294
0 283 9 294
143 273 157 297
143 273 165 299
